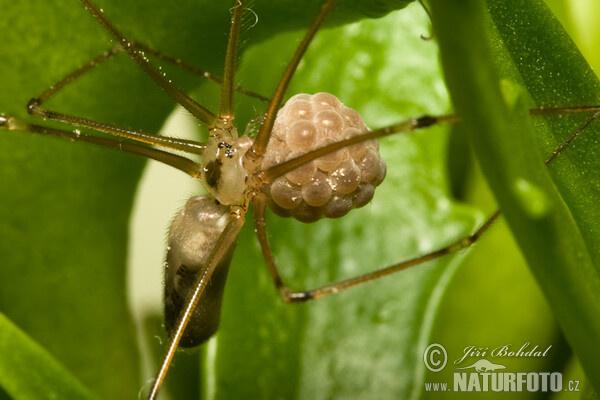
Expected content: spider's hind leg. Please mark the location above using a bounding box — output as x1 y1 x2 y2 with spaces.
254 192 500 303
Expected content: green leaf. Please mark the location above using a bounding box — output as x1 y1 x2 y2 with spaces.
0 314 100 400
1 0 469 398
429 0 600 390
129 2 480 398
1 0 476 398
9 0 597 399
211 9 478 399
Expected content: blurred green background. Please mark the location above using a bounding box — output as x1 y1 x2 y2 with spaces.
0 0 598 399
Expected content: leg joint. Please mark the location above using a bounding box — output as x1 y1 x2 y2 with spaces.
280 287 314 303
415 115 437 129
26 98 42 116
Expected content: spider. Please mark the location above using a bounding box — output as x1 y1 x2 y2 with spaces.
0 0 599 399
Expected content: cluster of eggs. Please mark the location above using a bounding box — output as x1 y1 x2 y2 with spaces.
262 93 386 222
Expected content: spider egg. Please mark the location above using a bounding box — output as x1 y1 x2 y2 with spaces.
263 93 386 222
164 196 236 347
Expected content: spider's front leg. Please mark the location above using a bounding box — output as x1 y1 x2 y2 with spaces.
252 94 600 304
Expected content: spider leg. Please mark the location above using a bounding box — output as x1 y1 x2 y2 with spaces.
542 110 600 164
219 0 246 122
136 42 270 103
0 115 201 178
253 109 600 302
249 0 338 158
27 100 206 155
21 42 206 154
79 0 220 128
259 114 458 183
254 193 500 302
147 210 245 400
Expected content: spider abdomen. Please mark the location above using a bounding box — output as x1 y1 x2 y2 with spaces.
164 196 236 347
263 93 386 222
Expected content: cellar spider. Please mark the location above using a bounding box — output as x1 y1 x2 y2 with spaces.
1 0 599 399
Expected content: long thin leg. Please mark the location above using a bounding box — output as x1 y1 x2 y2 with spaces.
41 42 267 110
137 43 270 103
146 210 245 400
26 34 270 154
253 111 600 302
25 45 206 155
79 0 220 129
220 0 245 121
258 114 459 183
248 0 337 159
0 115 202 178
35 46 120 104
544 110 600 164
27 101 206 155
254 193 500 302
530 105 600 116
36 43 267 106
258 105 600 183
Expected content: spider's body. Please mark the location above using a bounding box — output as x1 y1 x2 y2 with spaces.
201 134 253 205
1 0 599 398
